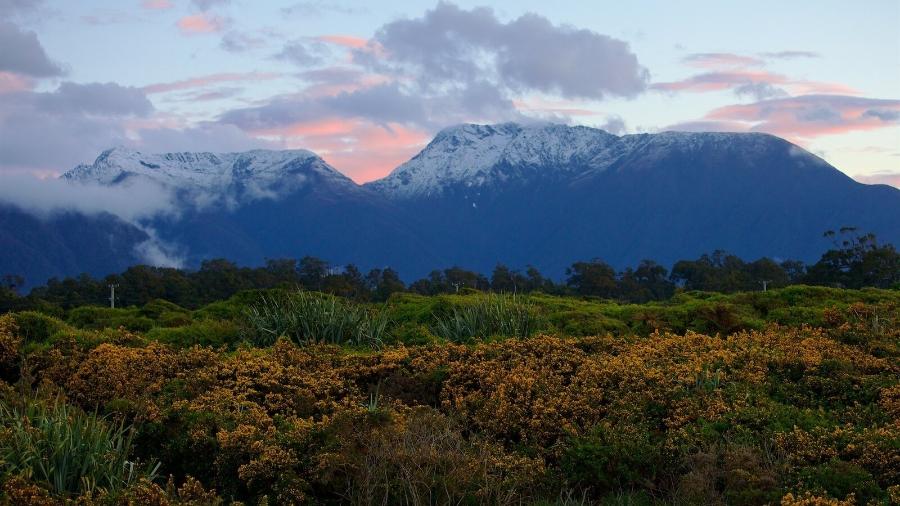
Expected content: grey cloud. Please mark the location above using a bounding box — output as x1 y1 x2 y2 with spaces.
220 79 522 131
359 2 648 100
797 106 843 123
323 83 429 124
220 30 265 52
136 123 278 154
0 82 268 173
862 109 900 122
759 50 820 59
298 66 364 84
0 173 185 267
281 1 362 17
0 173 177 222
276 39 326 67
35 82 153 116
734 82 788 100
0 0 43 18
598 116 626 135
191 0 229 11
496 13 648 99
0 20 63 77
224 2 644 134
0 81 150 169
133 229 184 268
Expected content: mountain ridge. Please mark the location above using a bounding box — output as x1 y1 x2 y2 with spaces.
0 122 896 287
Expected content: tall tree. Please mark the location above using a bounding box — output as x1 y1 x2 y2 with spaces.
566 259 617 297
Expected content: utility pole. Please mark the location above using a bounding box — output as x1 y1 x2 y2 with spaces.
452 282 461 293
108 284 118 308
760 280 771 292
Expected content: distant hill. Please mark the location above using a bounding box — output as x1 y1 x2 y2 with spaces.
2 123 898 286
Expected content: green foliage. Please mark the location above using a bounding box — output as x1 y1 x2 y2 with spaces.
147 319 242 348
245 290 389 347
67 306 155 332
0 395 158 498
562 423 663 492
10 311 64 343
430 293 543 343
797 459 886 505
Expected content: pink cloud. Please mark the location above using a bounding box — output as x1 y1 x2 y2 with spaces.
652 70 788 93
0 72 33 94
787 80 860 95
142 0 173 9
143 72 281 94
701 94 900 140
653 70 859 99
177 13 225 34
251 118 429 182
317 35 368 49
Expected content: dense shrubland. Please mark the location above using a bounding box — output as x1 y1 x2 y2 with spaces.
0 285 897 504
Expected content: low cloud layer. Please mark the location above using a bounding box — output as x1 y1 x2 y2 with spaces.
0 173 176 221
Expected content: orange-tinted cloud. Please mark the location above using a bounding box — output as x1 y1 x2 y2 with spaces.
701 95 900 140
177 13 225 34
317 35 368 49
143 72 281 94
252 118 429 182
0 72 33 94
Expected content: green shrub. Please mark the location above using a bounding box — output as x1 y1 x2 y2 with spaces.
0 395 158 498
10 311 64 343
157 311 192 328
430 294 542 343
67 306 156 332
140 299 189 320
797 459 885 505
561 422 663 494
245 291 389 347
147 319 242 348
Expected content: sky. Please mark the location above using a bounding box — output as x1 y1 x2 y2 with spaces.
1 0 898 186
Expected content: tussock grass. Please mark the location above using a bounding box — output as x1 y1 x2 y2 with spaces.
0 396 158 497
430 294 542 343
245 290 389 347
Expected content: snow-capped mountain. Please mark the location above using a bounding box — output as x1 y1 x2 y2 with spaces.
366 123 622 198
365 123 825 199
3 122 899 287
63 146 358 208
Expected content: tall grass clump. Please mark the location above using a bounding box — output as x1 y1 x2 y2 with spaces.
431 294 542 343
245 291 389 347
0 396 158 498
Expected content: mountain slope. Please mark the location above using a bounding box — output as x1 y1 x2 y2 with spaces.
64 147 444 276
2 124 898 287
366 123 900 277
0 205 149 287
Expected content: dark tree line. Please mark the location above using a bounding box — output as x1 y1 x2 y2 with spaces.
2 229 897 313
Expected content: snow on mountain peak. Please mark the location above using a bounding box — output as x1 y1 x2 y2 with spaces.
62 147 356 209
365 122 621 198
364 123 816 199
